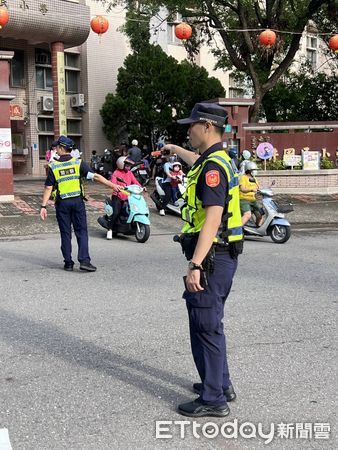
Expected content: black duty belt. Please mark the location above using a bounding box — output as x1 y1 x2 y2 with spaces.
213 244 229 253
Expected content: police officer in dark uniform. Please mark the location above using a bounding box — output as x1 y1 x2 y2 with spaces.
162 103 243 417
40 135 121 271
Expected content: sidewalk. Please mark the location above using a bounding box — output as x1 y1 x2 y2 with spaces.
0 179 337 237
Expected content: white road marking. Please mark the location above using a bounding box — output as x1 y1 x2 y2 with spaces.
0 429 12 450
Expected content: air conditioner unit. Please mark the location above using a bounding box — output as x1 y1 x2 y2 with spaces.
41 96 53 112
70 93 85 108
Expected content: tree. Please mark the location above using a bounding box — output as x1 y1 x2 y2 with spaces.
98 1 337 122
100 44 225 145
263 67 338 121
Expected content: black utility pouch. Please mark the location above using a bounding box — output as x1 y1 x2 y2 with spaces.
179 233 199 261
229 240 244 259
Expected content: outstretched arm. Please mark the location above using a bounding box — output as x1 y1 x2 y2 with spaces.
162 144 199 167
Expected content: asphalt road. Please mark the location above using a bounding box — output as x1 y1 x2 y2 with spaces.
0 222 337 449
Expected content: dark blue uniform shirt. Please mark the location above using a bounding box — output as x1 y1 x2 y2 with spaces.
45 155 93 187
194 143 228 208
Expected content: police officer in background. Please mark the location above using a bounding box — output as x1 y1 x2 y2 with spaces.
40 135 121 272
162 103 243 418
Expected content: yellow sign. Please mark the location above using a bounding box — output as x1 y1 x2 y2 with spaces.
57 52 67 136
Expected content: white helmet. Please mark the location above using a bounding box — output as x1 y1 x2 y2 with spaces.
172 161 182 168
116 156 127 170
131 139 138 146
242 150 251 160
246 161 257 172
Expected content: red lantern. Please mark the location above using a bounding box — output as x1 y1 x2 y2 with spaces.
175 22 192 40
328 34 338 52
90 16 109 36
0 6 9 29
259 29 277 48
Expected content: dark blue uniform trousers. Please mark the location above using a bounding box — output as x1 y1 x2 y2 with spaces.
183 252 238 406
55 197 90 265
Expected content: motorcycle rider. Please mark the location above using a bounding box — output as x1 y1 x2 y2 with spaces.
239 161 263 226
159 155 176 216
106 156 141 240
239 150 252 175
169 161 184 205
128 139 142 163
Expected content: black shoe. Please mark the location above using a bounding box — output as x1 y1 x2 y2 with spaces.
193 383 237 402
178 398 230 418
79 262 97 272
64 264 74 272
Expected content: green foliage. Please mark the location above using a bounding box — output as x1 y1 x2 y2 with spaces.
265 159 286 170
97 0 337 121
320 157 335 169
100 44 225 145
264 67 338 121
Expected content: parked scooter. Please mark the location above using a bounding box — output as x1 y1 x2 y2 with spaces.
244 183 293 243
97 178 150 243
150 175 186 216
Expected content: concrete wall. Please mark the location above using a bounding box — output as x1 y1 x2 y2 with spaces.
258 169 338 194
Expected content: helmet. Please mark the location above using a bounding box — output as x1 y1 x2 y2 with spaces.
116 156 127 170
245 161 257 172
131 139 138 146
172 161 182 168
228 148 237 159
242 150 251 160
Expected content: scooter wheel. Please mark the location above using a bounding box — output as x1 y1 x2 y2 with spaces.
135 223 150 243
269 225 291 243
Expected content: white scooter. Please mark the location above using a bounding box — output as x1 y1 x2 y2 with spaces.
244 185 293 243
150 176 186 216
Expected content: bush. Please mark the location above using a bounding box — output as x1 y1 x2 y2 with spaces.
265 159 286 170
320 158 335 169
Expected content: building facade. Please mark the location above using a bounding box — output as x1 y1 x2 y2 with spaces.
0 0 90 183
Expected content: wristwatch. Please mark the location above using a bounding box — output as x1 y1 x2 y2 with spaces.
41 205 47 209
188 261 202 270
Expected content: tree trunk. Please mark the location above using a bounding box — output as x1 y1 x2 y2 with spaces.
249 92 262 123
262 92 278 122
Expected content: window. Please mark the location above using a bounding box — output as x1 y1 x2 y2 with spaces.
306 35 317 69
65 70 79 93
10 51 25 87
38 135 55 159
38 118 54 159
65 52 79 68
68 136 81 150
65 52 80 94
67 120 82 150
229 88 244 98
35 49 52 91
36 66 52 90
167 13 184 45
38 118 54 132
306 36 317 49
67 119 81 134
307 49 317 69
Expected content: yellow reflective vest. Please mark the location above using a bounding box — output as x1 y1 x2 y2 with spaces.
49 157 83 200
181 149 243 244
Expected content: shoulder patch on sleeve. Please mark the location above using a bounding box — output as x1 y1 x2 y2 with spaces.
205 170 220 187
